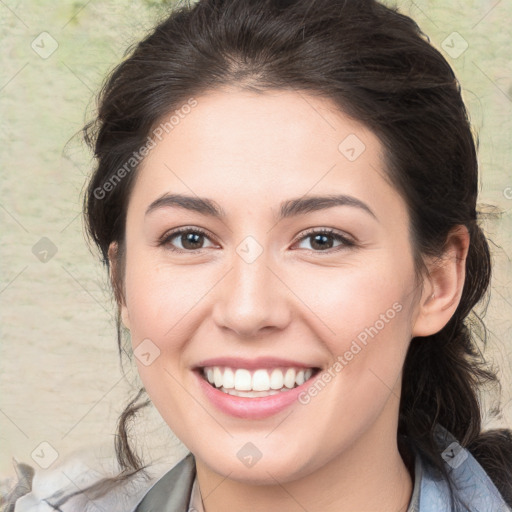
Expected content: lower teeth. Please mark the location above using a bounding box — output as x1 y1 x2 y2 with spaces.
218 386 295 397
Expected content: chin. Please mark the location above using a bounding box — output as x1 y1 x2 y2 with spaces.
197 446 316 485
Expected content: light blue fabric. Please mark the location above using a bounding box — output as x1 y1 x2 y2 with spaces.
417 424 511 511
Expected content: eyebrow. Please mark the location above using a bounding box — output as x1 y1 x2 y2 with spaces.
145 193 377 221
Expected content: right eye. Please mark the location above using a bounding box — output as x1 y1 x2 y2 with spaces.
159 227 217 253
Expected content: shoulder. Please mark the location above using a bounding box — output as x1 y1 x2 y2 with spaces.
0 447 172 512
1 460 35 512
415 424 511 512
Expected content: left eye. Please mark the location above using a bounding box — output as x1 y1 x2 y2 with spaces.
294 229 354 252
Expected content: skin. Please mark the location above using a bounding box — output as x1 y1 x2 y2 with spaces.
110 88 469 511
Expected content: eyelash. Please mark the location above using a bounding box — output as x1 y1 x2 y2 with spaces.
158 227 356 255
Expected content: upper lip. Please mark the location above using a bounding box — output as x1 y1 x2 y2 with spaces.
193 357 321 370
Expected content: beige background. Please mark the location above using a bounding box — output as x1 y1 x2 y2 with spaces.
1 0 511 480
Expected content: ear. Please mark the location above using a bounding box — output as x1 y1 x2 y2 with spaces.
108 241 130 330
412 225 470 337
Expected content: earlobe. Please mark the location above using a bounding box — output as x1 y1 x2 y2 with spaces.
411 225 470 338
120 305 131 330
108 241 130 329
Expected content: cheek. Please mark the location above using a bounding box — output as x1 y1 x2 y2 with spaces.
287 255 413 348
289 256 415 404
123 254 211 341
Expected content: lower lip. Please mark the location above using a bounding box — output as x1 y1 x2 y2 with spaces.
194 371 316 419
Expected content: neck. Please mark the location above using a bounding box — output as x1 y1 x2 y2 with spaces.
194 412 413 512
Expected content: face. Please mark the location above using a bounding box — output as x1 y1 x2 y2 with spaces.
118 88 424 484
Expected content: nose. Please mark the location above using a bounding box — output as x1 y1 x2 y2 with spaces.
211 247 292 338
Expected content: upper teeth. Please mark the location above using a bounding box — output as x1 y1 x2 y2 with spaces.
203 366 314 392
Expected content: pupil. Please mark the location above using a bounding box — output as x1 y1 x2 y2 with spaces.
312 234 332 250
183 233 203 249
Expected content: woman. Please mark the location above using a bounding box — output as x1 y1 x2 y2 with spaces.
5 0 512 510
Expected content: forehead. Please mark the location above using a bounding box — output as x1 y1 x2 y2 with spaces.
129 88 403 222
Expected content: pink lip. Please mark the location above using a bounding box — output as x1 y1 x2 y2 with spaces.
194 369 318 420
193 356 317 370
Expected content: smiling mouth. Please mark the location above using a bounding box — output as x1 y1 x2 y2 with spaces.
198 366 321 397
